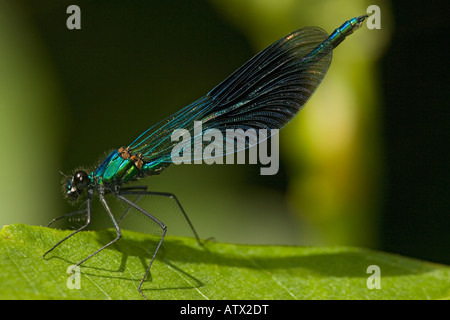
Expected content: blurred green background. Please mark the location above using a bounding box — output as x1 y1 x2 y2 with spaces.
0 0 448 265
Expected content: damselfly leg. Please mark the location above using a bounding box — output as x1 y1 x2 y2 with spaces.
115 193 166 298
45 185 201 299
116 188 202 298
43 189 93 259
45 208 88 228
117 186 149 224
118 188 202 243
67 193 123 273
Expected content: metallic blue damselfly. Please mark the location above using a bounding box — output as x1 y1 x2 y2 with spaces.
44 15 368 299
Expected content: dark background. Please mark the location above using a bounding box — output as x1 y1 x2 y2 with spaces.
1 0 448 265
379 2 449 264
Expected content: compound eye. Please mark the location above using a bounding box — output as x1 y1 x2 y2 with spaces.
73 171 89 190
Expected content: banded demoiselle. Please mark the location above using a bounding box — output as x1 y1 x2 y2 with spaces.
44 15 368 298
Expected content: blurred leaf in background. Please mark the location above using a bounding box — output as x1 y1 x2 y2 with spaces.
210 0 393 247
0 1 65 226
0 1 393 251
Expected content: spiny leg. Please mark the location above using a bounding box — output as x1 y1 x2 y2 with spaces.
45 208 88 228
116 194 167 299
43 190 93 258
69 193 122 272
118 189 201 244
116 186 148 224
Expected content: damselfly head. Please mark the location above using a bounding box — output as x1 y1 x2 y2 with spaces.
66 170 90 201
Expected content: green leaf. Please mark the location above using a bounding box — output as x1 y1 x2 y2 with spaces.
1 223 449 299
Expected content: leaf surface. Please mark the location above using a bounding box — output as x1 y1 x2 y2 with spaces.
1 224 449 299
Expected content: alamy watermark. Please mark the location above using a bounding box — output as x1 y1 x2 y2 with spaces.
67 4 382 31
170 121 280 175
366 5 381 29
366 265 381 289
66 5 81 30
66 265 81 290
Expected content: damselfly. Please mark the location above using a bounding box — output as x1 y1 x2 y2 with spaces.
44 15 368 298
